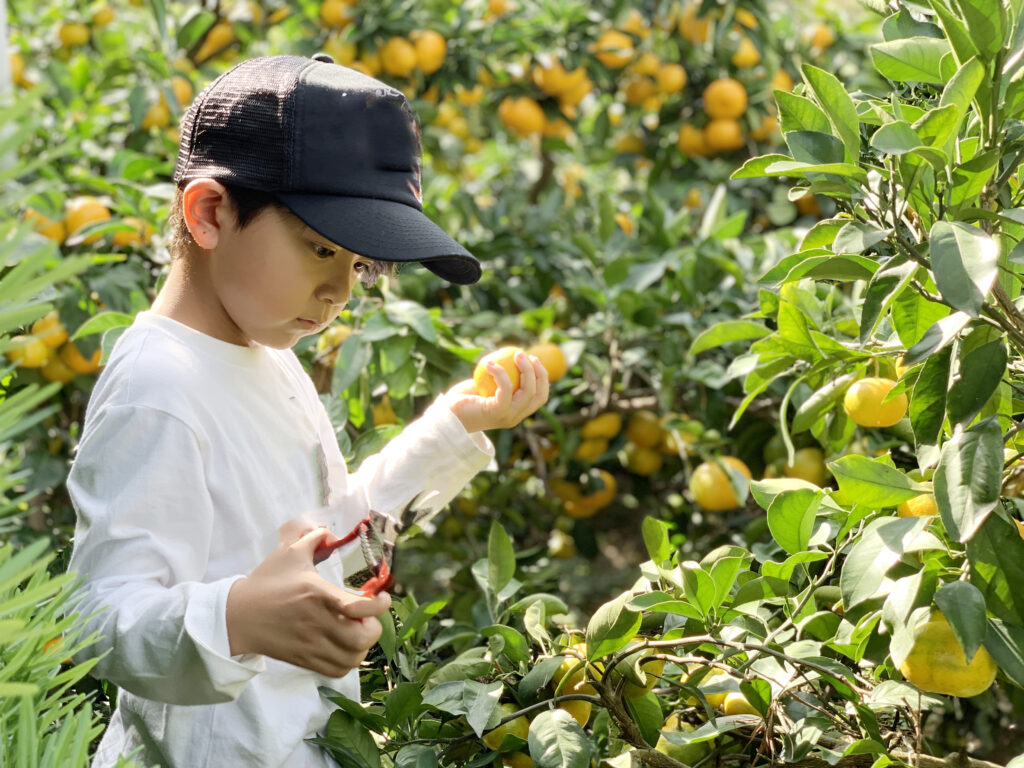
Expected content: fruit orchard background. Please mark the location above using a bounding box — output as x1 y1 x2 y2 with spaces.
4 0 1024 767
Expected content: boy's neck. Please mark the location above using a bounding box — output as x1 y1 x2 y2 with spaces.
151 258 251 347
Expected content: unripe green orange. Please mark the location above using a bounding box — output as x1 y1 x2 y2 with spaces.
482 703 529 750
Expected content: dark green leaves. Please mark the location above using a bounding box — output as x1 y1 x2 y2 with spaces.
800 65 861 164
934 581 988 662
586 591 641 661
968 515 1024 625
488 521 515 594
946 341 1006 427
909 347 950 463
934 417 1002 542
929 221 998 318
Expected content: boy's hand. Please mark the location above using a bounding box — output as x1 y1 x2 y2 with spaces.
445 350 549 433
226 526 390 678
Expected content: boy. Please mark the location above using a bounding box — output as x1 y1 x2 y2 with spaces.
67 54 549 767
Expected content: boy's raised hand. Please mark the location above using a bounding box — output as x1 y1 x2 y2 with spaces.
226 526 390 679
445 350 550 434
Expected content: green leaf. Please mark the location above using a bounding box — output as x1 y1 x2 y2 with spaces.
800 218 846 250
834 222 891 255
641 517 671 563
385 300 437 344
946 341 1006 427
934 417 1002 543
934 581 989 663
487 521 515 595
828 455 926 508
689 321 770 354
870 121 921 154
731 153 795 180
801 65 861 163
625 693 664 748
902 311 971 364
764 160 867 183
841 517 943 607
786 131 846 165
681 562 718 617
792 372 858 434
968 515 1024 625
385 682 423 728
984 619 1024 689
776 91 832 135
909 347 950 459
870 38 952 83
949 149 999 209
929 222 999 318
935 57 986 153
331 336 373 396
767 489 820 555
892 286 951 349
927 0 979 64
323 710 382 768
954 0 1007 60
859 259 916 345
393 745 438 768
70 310 133 340
586 591 641 661
527 709 593 768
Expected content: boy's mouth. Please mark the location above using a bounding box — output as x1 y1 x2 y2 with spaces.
296 318 324 331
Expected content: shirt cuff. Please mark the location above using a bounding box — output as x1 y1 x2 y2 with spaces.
422 396 495 462
183 575 266 698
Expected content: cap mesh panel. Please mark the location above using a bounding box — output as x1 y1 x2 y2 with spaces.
173 56 310 189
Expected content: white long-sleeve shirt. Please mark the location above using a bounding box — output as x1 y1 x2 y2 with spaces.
67 311 493 768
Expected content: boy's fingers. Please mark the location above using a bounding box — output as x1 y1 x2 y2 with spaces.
512 353 537 405
289 526 334 555
278 518 317 544
334 590 391 618
533 357 550 404
488 362 514 406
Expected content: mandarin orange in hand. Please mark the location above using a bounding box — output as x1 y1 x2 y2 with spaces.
473 346 523 397
525 342 567 382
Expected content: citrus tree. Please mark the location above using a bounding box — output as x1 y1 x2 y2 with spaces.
12 0 999 766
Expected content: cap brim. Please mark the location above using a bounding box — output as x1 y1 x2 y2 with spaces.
274 193 482 285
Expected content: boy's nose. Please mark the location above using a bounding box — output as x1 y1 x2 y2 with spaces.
316 272 354 308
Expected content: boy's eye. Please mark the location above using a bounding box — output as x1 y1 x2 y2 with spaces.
313 244 335 259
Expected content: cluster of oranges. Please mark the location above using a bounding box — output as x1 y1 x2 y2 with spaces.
23 196 154 249
319 19 447 82
6 311 102 384
53 4 116 54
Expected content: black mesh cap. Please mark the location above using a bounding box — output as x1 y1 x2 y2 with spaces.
173 54 481 285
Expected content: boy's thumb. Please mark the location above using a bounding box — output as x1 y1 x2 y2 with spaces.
289 525 335 552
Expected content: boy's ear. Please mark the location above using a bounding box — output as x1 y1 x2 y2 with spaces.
182 178 231 250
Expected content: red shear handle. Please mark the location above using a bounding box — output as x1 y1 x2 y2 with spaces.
311 517 370 565
360 558 393 596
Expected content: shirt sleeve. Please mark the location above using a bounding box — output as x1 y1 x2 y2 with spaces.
66 404 265 706
320 393 495 535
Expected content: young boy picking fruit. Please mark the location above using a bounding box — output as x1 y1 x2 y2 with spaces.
67 54 548 768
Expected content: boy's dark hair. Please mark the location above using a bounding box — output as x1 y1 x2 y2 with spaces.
167 182 397 287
